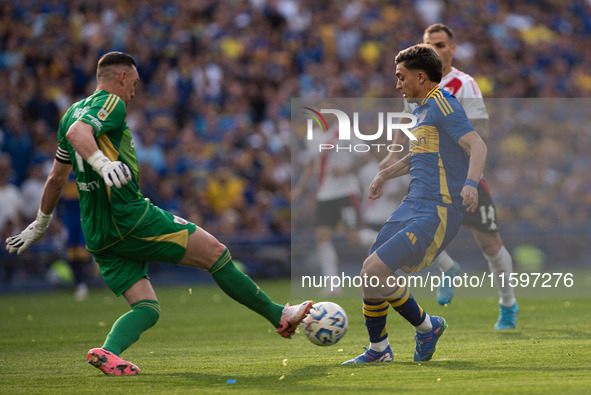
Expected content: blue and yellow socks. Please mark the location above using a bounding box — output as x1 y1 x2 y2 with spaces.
384 285 428 328
363 299 390 351
363 284 432 350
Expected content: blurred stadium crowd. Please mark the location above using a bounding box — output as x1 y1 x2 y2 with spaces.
1 0 591 277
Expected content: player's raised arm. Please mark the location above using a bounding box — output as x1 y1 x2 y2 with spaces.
457 131 487 213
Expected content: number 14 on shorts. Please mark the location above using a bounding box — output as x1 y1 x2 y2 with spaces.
479 204 497 230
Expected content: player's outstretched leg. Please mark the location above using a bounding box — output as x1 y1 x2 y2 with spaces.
414 316 447 362
433 251 460 305
87 348 141 375
183 229 313 338
276 301 313 338
207 247 312 337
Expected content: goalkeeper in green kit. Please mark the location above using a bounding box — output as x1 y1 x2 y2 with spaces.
5 51 311 375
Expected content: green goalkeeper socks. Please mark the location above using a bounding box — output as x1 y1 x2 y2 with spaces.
101 250 284 356
209 248 284 327
102 299 160 356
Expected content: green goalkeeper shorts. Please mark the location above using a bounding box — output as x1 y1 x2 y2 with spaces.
92 202 197 296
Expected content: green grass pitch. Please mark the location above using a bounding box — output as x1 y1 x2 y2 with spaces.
1 280 589 394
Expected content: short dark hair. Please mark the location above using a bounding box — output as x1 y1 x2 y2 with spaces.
97 51 137 80
424 23 454 42
395 44 442 83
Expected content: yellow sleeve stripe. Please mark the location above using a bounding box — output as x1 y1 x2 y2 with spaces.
106 96 120 113
433 90 453 115
422 86 440 105
102 94 115 112
433 95 452 116
432 96 447 116
102 94 120 115
422 87 454 117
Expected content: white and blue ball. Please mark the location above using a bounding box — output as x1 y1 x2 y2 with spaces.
303 302 348 346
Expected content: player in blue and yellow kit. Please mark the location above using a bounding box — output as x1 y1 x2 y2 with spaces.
61 173 92 301
343 44 487 364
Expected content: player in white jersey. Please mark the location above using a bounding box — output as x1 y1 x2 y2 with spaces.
384 24 518 329
293 126 362 292
439 67 489 120
311 127 361 202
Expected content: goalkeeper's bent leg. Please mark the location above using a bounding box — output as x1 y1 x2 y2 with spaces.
102 299 160 355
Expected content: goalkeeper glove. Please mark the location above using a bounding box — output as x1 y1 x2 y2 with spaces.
5 209 53 255
87 150 131 188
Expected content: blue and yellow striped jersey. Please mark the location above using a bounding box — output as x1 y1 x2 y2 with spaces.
406 86 474 209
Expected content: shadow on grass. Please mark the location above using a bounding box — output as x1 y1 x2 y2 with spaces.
489 330 532 341
146 366 364 392
485 327 590 342
535 327 590 339
149 365 328 379
390 360 591 373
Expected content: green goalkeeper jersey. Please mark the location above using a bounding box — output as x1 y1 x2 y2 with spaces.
56 90 147 252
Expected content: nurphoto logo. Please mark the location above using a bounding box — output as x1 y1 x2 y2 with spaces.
303 107 418 153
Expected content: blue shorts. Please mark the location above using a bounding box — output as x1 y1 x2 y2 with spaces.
63 206 86 247
370 199 463 274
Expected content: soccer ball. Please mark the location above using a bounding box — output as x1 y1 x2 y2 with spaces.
303 302 348 346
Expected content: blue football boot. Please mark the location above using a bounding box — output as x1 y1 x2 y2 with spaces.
342 345 394 364
414 316 447 362
494 301 518 330
437 261 460 306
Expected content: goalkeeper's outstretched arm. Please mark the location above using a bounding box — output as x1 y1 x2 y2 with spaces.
40 160 72 216
5 159 70 255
